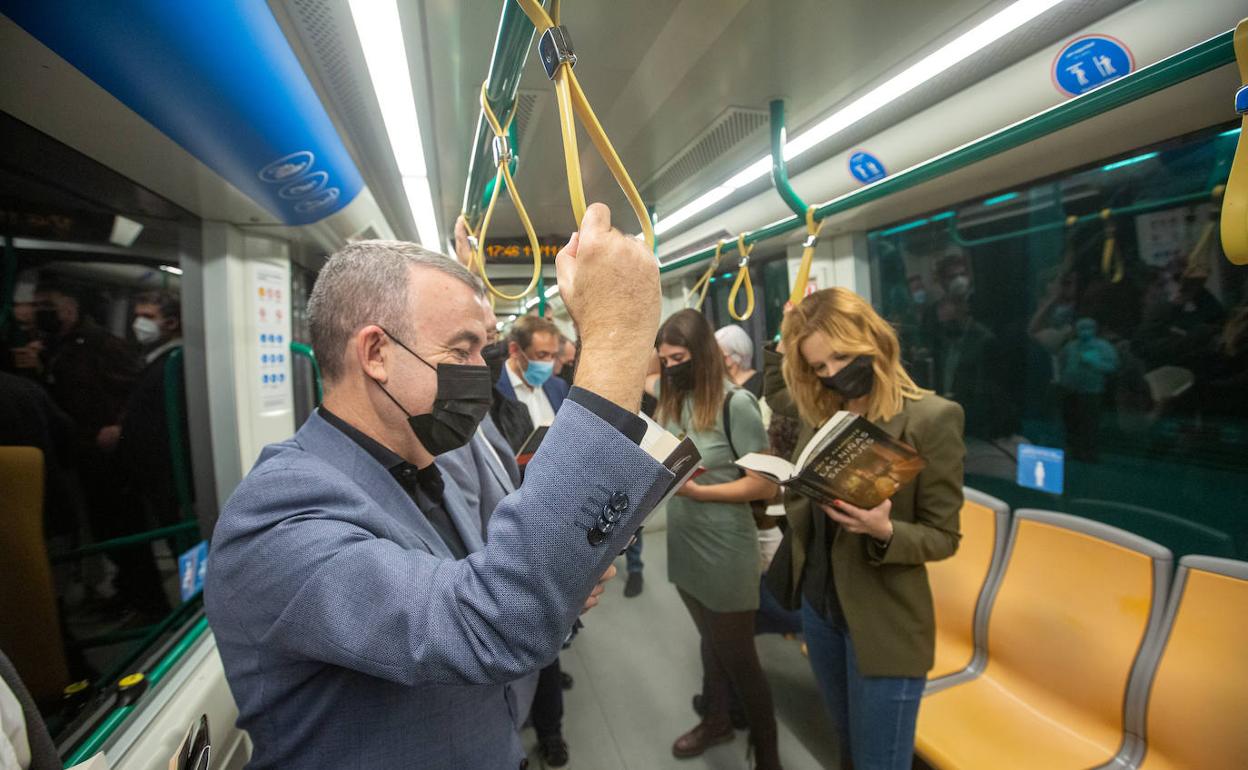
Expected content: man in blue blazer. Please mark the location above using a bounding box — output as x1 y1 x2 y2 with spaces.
496 314 569 437
205 204 672 769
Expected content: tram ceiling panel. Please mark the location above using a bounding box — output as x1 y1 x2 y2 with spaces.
0 0 365 227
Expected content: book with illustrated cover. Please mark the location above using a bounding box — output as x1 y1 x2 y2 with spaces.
734 411 925 509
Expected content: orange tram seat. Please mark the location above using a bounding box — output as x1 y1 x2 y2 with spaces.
915 510 1171 770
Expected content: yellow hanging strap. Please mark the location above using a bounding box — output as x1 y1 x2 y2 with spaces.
514 0 655 251
686 240 725 310
1100 209 1124 284
728 234 756 321
1222 18 1248 265
472 81 543 301
787 206 825 306
1186 185 1226 279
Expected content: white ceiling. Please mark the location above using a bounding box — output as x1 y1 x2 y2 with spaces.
411 0 1008 239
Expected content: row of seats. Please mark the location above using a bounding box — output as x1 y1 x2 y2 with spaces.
919 488 1248 769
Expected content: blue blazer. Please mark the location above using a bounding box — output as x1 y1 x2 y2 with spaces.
205 401 671 769
495 366 570 413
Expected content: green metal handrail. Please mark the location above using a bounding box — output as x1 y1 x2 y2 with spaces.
62 616 211 767
769 99 810 219
290 341 323 406
164 346 194 522
944 188 1223 248
50 521 199 564
460 1 541 228
660 28 1236 273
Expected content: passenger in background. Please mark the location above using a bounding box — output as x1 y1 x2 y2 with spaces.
497 315 569 431
1058 317 1119 461
114 291 190 526
716 323 763 397
768 288 964 770
2 273 40 377
646 309 781 770
34 282 162 615
554 333 578 386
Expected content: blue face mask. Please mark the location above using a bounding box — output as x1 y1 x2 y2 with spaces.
524 358 555 387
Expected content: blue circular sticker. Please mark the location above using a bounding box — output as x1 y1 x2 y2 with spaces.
1052 35 1133 97
849 151 887 184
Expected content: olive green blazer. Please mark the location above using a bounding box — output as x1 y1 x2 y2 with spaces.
763 347 965 678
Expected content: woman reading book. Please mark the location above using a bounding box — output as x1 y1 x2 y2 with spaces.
767 288 964 770
643 309 782 770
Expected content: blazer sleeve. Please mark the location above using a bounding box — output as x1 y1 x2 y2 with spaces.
869 398 965 566
206 399 673 688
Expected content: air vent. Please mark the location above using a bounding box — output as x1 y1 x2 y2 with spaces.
286 0 374 139
641 107 768 204
512 90 541 147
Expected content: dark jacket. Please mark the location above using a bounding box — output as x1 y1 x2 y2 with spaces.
764 347 965 677
118 342 191 522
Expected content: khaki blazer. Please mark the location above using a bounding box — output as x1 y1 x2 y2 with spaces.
763 348 965 677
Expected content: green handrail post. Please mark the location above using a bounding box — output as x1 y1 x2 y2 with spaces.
290 341 323 406
51 521 199 564
163 347 193 523
769 99 810 219
537 272 546 316
659 29 1236 274
461 1 541 228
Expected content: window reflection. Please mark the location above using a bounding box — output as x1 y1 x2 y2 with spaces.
869 123 1246 559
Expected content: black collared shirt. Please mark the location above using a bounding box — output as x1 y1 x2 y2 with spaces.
318 406 470 560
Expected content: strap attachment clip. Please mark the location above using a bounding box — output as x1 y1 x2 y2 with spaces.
491 135 513 167
539 25 576 79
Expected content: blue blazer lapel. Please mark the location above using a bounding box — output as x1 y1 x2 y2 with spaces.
480 415 520 489
543 378 566 412
294 412 453 559
440 474 485 554
496 370 516 400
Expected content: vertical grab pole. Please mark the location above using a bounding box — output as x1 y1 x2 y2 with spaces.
770 99 809 219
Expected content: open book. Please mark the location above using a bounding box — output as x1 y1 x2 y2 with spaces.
515 425 549 466
735 411 925 509
638 413 702 508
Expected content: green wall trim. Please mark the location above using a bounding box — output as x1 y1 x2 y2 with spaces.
660 29 1236 274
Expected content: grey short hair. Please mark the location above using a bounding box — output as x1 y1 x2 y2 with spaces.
307 240 483 382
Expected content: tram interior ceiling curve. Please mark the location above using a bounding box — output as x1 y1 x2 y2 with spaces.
2 0 1248 769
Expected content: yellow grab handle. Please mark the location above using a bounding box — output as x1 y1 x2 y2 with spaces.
686 240 725 310
787 206 825 306
1100 209 1123 284
472 81 543 301
1222 18 1248 264
515 0 655 251
728 235 756 321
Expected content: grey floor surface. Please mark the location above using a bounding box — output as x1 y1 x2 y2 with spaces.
522 533 842 770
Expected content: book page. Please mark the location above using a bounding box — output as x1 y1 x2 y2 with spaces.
734 452 797 482
794 411 852 471
638 412 682 462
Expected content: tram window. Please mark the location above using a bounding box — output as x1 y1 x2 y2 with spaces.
290 263 320 425
1 113 203 719
867 123 1247 561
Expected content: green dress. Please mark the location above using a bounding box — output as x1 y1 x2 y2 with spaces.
662 384 769 612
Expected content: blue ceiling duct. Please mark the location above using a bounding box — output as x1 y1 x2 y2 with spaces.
3 0 363 226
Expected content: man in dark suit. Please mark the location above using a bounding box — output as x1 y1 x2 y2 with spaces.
206 204 674 769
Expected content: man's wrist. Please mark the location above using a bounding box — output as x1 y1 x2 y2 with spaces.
572 345 649 414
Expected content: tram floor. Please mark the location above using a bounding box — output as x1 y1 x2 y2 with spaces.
522 531 841 770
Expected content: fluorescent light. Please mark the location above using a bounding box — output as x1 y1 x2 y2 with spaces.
1219 127 1242 137
982 192 1019 206
652 0 1069 236
545 284 560 298
349 0 441 249
1100 152 1160 172
930 210 956 221
109 215 144 247
159 264 183 276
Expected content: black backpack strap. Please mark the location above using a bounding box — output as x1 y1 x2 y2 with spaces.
722 388 740 460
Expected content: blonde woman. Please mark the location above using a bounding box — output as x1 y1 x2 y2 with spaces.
766 288 964 770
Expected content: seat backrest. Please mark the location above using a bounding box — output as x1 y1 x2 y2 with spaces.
982 510 1170 751
0 446 70 702
927 488 1008 679
1134 556 1248 769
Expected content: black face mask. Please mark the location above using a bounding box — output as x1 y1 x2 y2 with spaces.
820 355 875 400
663 359 695 391
375 328 494 455
481 340 508 385
35 308 61 336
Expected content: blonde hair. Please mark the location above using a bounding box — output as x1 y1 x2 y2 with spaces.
780 287 926 425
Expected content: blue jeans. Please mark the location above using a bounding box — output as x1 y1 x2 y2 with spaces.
801 599 924 770
625 530 643 574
